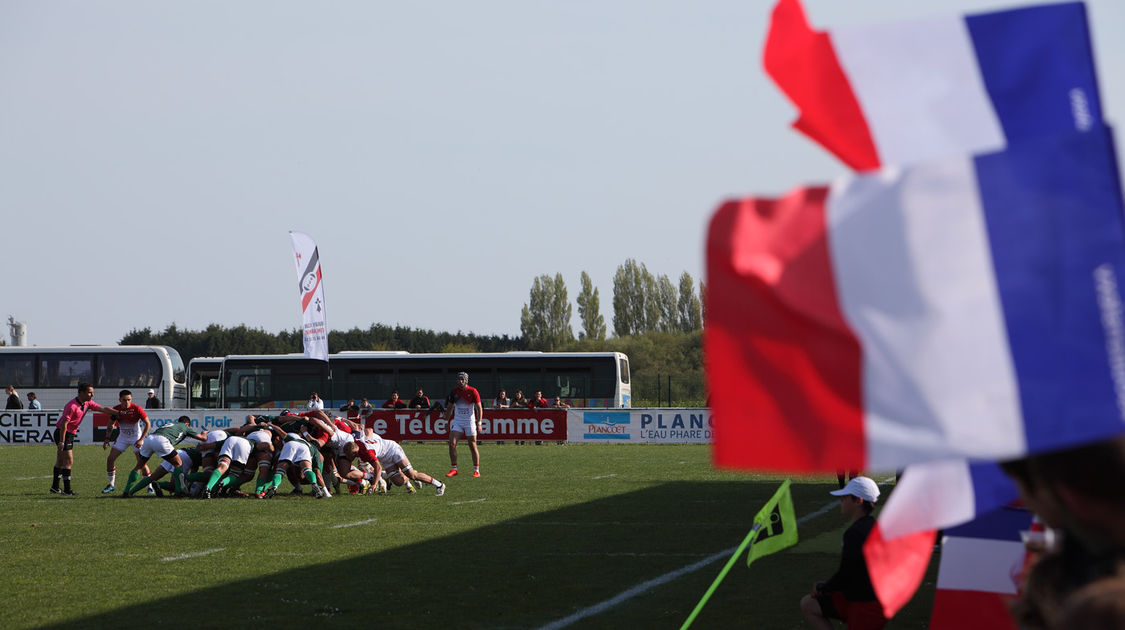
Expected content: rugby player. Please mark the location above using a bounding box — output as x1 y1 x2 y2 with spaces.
122 416 207 496
443 371 483 477
102 389 153 494
51 382 118 495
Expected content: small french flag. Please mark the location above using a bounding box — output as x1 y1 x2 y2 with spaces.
764 0 1102 170
706 127 1125 472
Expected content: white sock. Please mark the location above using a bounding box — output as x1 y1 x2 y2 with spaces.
473 466 480 472
431 479 442 487
108 470 116 486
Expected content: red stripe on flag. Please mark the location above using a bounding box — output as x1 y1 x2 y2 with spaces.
763 0 881 171
863 524 936 619
705 188 865 471
930 589 1019 630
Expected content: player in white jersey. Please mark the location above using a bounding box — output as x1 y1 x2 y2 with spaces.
359 426 445 496
443 371 483 477
201 435 253 498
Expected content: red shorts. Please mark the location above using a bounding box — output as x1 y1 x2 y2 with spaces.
817 591 887 630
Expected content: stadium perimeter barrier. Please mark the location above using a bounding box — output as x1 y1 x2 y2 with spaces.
0 408 713 446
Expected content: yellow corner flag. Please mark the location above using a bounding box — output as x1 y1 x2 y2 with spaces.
746 478 798 566
681 479 800 630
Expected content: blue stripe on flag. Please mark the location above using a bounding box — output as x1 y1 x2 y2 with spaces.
975 127 1125 454
966 2 1102 143
944 505 1032 542
968 462 1018 519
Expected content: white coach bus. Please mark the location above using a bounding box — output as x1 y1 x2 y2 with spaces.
0 346 187 409
193 351 631 409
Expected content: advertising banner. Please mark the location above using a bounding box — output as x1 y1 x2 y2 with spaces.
289 230 329 362
363 409 567 442
567 408 713 444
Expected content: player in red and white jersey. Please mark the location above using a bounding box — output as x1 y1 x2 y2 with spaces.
102 389 151 494
357 426 445 496
443 371 483 478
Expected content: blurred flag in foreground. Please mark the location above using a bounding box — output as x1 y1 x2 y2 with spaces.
747 478 798 566
878 460 1018 540
289 231 329 362
928 507 1034 630
706 127 1125 473
763 0 1101 171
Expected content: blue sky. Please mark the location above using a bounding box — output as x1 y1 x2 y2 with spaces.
3 1 1124 346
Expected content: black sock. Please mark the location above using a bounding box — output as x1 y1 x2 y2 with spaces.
51 467 61 490
62 470 72 492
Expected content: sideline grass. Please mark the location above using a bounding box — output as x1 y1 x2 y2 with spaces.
0 444 938 629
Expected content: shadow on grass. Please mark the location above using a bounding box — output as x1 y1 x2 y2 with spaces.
39 480 857 630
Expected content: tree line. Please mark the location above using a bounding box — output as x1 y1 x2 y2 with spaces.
121 259 706 405
519 259 704 349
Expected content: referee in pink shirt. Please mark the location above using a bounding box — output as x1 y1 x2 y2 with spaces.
51 382 117 495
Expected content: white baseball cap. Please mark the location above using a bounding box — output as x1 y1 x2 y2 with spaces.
147 389 155 395
829 476 880 503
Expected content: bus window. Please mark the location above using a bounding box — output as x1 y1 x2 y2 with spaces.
39 355 93 388
395 368 444 399
619 357 630 384
338 369 394 404
97 353 162 388
0 355 35 388
497 368 542 400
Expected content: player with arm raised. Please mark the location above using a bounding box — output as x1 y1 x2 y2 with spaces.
51 382 118 495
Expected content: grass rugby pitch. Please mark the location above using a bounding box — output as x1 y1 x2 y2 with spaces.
0 443 938 629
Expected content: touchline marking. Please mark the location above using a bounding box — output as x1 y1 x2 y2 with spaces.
535 478 896 630
15 475 53 481
331 518 377 529
592 474 618 480
162 548 225 562
450 498 487 505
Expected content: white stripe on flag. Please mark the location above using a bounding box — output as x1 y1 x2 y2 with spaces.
828 157 1026 468
831 16 1004 165
936 537 1024 594
878 459 975 540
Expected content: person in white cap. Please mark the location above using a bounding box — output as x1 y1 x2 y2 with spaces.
800 476 887 630
145 389 161 409
443 371 483 478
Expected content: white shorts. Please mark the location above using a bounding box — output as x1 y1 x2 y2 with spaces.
218 436 252 465
279 441 312 464
111 433 142 452
161 449 191 473
378 442 406 468
204 429 228 444
450 418 478 437
139 434 175 459
246 429 271 445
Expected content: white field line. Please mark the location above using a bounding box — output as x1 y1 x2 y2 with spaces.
330 518 377 529
592 474 618 480
536 477 895 630
15 475 53 480
162 548 225 562
450 498 487 505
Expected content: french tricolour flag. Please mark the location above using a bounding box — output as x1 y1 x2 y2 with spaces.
706 126 1125 472
928 507 1034 630
764 0 1102 170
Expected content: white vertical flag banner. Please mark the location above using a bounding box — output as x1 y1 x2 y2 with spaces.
288 231 329 362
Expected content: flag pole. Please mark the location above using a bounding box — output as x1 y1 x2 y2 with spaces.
679 524 760 630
